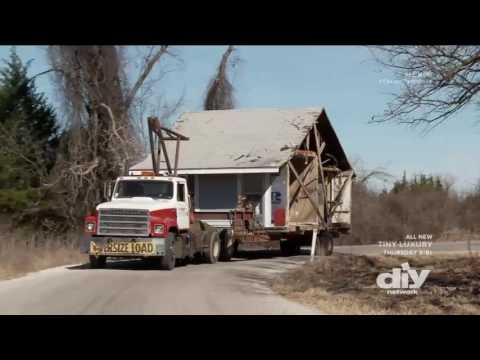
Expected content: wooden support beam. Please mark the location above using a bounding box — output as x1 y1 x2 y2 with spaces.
148 116 189 141
323 166 342 172
160 126 190 141
157 127 172 174
155 137 183 141
156 136 162 175
288 161 326 227
310 228 318 261
148 121 158 175
314 159 319 225
147 116 189 176
313 126 328 224
288 159 314 209
174 138 180 176
293 149 317 158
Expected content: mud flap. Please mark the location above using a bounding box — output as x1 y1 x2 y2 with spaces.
80 234 91 254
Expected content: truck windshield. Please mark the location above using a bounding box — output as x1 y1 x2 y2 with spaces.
115 180 173 199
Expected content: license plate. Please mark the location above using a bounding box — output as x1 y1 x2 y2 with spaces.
90 241 155 255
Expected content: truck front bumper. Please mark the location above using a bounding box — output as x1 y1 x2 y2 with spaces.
81 234 166 257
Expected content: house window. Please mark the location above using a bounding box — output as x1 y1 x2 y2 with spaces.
242 173 265 213
198 174 237 210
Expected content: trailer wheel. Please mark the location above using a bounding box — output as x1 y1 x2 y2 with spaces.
160 233 176 270
219 229 234 261
205 231 220 264
233 241 239 256
89 255 107 269
315 231 334 256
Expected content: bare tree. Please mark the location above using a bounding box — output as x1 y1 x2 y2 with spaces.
370 46 480 130
350 158 393 186
130 89 185 151
204 45 238 110
358 169 393 185
46 46 173 224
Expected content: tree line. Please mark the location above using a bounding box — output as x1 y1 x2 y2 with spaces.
342 169 480 245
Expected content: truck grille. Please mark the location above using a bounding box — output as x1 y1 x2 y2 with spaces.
97 209 150 237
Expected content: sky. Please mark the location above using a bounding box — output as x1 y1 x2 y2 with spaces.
1 45 479 192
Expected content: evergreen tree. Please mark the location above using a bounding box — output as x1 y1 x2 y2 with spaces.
390 172 447 195
0 47 59 212
0 47 59 174
392 170 408 193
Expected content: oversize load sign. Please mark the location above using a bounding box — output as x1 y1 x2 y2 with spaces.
90 241 155 255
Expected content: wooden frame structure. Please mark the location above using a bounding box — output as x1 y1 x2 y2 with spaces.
147 117 189 177
229 121 353 245
286 122 353 260
288 123 328 229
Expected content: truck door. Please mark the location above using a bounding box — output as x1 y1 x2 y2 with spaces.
176 182 189 230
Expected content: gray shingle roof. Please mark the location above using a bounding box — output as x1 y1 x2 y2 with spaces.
131 107 337 172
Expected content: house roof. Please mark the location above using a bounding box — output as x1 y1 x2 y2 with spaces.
130 107 352 174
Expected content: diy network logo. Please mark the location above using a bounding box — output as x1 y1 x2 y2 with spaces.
376 262 431 295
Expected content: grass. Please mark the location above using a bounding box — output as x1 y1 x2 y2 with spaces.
272 253 480 315
0 221 87 280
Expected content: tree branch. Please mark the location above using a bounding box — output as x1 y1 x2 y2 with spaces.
124 45 169 110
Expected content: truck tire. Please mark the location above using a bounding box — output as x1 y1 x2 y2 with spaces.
205 231 220 264
89 255 107 269
315 231 334 256
280 240 299 257
233 240 239 256
160 233 176 270
219 229 234 261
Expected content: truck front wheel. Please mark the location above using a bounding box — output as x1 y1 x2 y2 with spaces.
160 233 176 270
89 255 107 269
219 229 234 261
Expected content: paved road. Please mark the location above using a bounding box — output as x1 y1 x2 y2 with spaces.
1 241 477 315
0 250 319 315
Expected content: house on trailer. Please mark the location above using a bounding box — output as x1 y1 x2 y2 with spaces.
129 108 354 236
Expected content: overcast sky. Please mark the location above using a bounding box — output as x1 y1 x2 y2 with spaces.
1 45 479 192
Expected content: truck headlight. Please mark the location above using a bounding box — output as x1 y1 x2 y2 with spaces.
154 224 165 234
86 222 95 232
